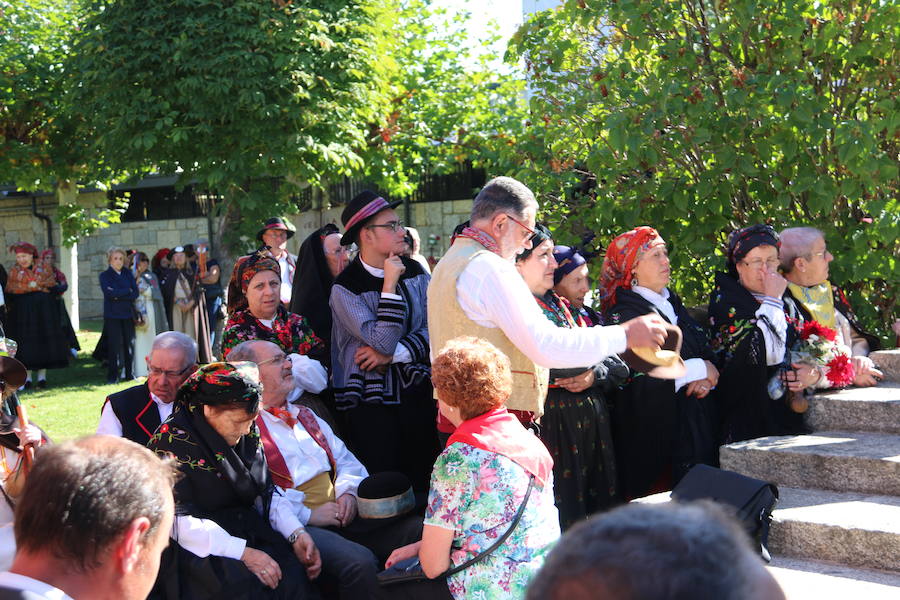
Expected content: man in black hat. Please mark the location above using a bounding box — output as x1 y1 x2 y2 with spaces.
257 217 297 307
329 191 438 493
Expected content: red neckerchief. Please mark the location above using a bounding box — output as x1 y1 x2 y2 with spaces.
454 227 500 255
267 405 297 428
447 407 553 486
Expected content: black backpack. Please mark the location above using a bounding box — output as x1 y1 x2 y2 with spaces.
671 464 779 562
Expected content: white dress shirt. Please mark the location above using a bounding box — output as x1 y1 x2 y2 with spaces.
276 253 297 305
0 572 73 599
96 392 174 437
359 258 412 364
259 403 368 525
631 286 708 391
455 251 627 368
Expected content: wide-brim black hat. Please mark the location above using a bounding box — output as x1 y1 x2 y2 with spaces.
340 191 402 246
257 217 296 242
620 323 687 379
0 355 27 391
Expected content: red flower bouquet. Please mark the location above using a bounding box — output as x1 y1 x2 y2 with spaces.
791 320 853 388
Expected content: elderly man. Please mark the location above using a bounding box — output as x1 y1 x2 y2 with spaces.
229 340 419 600
527 501 785 600
258 217 297 306
0 436 176 600
779 227 883 387
96 332 197 445
428 176 667 430
330 190 436 492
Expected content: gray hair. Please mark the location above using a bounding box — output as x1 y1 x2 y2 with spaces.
106 246 126 262
227 340 266 363
471 176 537 222
527 501 772 600
150 331 197 369
779 227 824 273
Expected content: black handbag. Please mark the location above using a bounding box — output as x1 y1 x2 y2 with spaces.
671 464 779 562
377 475 536 587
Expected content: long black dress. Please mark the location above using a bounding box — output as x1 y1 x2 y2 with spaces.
606 288 719 500
536 292 627 529
708 272 806 444
147 405 318 600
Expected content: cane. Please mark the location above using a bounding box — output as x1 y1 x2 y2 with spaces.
16 402 35 472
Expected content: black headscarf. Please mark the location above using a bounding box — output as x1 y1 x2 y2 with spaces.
726 224 779 276
515 223 553 263
289 224 341 346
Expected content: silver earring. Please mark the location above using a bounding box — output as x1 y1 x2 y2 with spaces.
632 274 639 286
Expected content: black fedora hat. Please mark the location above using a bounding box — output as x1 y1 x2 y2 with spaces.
340 191 402 246
620 323 687 379
257 217 296 242
0 354 27 391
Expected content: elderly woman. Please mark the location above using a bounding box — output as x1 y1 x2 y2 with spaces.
99 246 139 384
385 336 560 600
600 226 720 500
708 225 818 444
5 243 72 389
222 249 327 401
160 246 211 358
147 362 321 599
552 244 603 327
779 227 883 387
516 225 626 528
288 224 350 352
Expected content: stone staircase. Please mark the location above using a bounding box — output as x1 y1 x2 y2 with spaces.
720 349 900 598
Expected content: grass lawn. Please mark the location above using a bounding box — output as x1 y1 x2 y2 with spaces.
20 319 140 442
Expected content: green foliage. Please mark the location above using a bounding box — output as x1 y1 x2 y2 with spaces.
360 0 529 197
0 0 91 189
57 191 128 247
507 0 899 339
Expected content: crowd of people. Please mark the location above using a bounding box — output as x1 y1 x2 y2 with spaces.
0 175 898 599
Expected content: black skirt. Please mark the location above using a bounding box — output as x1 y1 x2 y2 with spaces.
541 387 620 530
5 291 71 370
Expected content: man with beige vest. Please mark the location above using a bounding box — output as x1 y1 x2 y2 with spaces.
428 176 667 433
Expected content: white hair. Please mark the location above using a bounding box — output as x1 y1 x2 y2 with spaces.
779 227 824 272
150 332 197 369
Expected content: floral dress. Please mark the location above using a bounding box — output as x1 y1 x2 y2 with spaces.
424 442 560 600
221 305 324 360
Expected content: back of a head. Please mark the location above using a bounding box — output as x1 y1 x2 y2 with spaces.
471 176 537 223
14 435 177 573
527 501 782 600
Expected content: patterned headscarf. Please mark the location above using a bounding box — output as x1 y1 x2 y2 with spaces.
599 226 663 311
226 246 281 314
176 361 262 414
9 242 38 257
726 224 779 276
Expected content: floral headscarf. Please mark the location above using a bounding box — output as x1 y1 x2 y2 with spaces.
226 246 281 313
9 242 38 257
726 224 779 276
599 226 662 312
176 361 262 414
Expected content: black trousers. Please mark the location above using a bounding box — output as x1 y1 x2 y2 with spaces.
343 387 439 494
105 317 135 383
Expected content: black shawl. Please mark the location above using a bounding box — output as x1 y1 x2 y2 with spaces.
289 225 339 348
606 288 718 500
708 272 805 444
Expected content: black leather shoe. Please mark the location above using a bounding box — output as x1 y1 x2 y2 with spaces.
36 380 47 390
23 381 33 391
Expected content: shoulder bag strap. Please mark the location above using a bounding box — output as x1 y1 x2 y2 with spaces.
443 474 536 577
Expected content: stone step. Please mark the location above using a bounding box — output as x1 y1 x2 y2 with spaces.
769 487 900 573
806 383 900 435
769 556 900 599
872 349 900 383
720 431 900 496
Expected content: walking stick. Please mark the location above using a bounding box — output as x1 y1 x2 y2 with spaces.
16 402 35 472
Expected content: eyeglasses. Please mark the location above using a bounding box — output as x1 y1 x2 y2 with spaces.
366 220 405 233
148 363 194 379
324 246 352 257
506 214 537 239
741 258 781 270
256 353 288 368
809 249 830 260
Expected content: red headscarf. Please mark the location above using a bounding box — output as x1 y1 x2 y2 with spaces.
9 242 38 257
599 226 663 312
226 247 281 314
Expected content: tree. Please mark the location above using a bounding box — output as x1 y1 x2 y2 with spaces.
1 0 124 245
507 0 899 338
360 0 528 198
69 0 397 252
